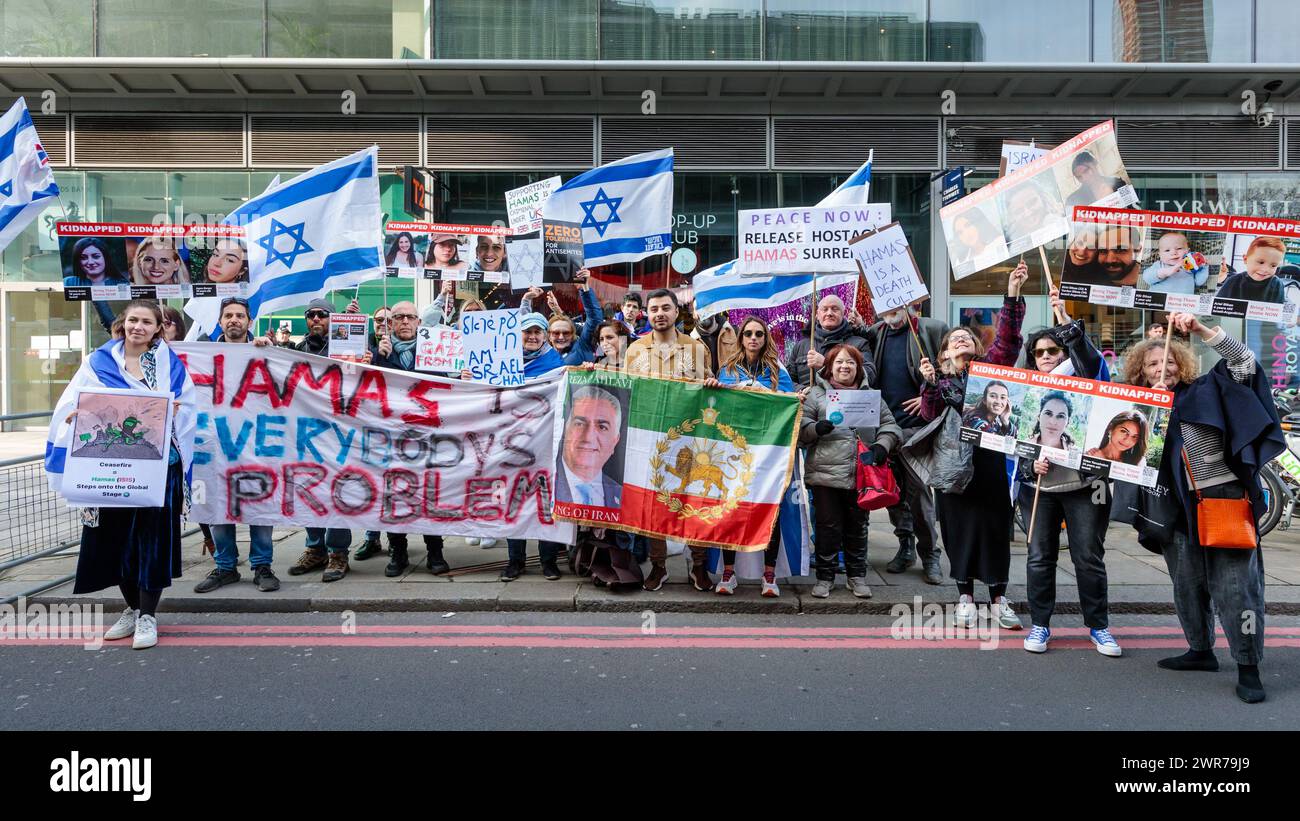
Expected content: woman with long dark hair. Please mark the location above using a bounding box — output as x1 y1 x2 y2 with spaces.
64 237 128 287
1088 411 1149 465
703 316 800 597
962 381 1013 435
918 261 1028 631
385 232 424 269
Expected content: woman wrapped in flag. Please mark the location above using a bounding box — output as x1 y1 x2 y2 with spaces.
45 299 197 650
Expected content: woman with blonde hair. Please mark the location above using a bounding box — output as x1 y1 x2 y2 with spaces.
1123 314 1283 703
131 236 186 286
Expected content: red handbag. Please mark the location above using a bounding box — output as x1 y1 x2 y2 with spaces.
855 437 900 511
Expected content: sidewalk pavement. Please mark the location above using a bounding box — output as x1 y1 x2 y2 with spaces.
11 518 1300 615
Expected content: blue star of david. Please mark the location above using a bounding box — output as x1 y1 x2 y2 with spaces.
578 187 623 238
0 180 12 199
256 218 314 269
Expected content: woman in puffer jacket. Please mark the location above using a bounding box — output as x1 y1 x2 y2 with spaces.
800 343 903 600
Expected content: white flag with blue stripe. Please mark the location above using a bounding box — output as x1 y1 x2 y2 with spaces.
694 153 873 319
0 98 60 253
225 147 382 320
543 147 673 267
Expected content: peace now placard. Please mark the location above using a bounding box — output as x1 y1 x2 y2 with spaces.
849 222 929 313
735 204 891 275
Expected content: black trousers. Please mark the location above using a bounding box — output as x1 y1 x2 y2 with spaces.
811 485 869 581
1017 484 1111 629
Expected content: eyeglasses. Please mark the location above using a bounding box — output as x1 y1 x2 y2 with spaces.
390 313 418 322
742 330 766 339
162 319 174 327
1035 345 1063 358
305 310 329 319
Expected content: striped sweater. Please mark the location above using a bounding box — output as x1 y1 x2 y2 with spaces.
1180 329 1255 491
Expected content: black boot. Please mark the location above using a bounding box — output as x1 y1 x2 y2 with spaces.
1236 664 1266 703
920 547 943 585
886 535 917 574
426 543 451 575
355 536 383 561
1157 648 1219 672
384 543 409 577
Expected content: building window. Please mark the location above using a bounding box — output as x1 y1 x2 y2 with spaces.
765 1 925 61
0 0 94 56
928 0 1090 62
600 0 762 60
1093 0 1252 63
434 0 596 59
1254 0 1298 62
269 0 423 59
98 0 264 57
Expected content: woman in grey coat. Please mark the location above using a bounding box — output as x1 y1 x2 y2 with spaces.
800 343 903 599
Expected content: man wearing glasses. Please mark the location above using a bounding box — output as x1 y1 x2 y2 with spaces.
287 296 365 582
194 297 284 594
366 300 452 577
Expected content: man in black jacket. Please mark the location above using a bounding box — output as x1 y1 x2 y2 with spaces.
369 300 451 577
784 294 875 387
287 296 363 583
866 306 948 583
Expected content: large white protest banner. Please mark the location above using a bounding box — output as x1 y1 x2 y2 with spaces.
735 204 890 275
174 344 573 543
941 120 1137 279
849 222 929 313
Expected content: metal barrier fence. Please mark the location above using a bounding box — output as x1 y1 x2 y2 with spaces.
0 453 84 570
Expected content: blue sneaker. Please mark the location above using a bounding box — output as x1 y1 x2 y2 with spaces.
1023 625 1050 653
1090 628 1122 657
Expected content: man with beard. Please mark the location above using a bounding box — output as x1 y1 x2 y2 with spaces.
784 294 875 387
1074 225 1141 287
369 300 452 577
287 297 366 582
194 297 282 594
865 305 947 584
624 289 715 592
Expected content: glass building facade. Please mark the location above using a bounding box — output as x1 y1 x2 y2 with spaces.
4 1 1296 62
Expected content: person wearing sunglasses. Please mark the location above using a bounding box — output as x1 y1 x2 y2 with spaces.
703 316 803 597
288 296 364 583
1017 286 1118 657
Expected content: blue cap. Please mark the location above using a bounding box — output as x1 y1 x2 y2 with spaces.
520 312 549 332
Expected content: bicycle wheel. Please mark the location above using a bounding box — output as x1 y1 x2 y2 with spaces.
1257 465 1286 538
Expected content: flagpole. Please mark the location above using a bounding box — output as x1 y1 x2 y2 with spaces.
1037 245 1069 325
1026 474 1043 545
809 272 817 388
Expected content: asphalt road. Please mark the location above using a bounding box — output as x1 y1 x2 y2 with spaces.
2 612 1297 731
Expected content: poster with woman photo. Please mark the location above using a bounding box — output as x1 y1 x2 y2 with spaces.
960 362 1172 486
188 233 251 297
59 223 237 301
940 120 1136 277
383 221 513 284
1060 206 1300 323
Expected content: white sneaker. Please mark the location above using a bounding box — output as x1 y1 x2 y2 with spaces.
761 571 780 598
465 537 481 546
715 570 738 595
954 595 976 628
1090 628 1122 657
478 538 499 549
104 608 137 641
995 596 1022 630
132 615 157 650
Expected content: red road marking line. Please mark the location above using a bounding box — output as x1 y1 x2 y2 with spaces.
150 624 1300 637
7 636 1300 650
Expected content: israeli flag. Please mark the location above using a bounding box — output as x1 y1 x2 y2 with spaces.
693 153 873 319
543 147 673 268
225 147 383 320
0 98 60 253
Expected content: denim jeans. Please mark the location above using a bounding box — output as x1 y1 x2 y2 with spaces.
507 539 561 565
210 524 274 572
1017 484 1111 629
305 527 351 555
1162 530 1266 665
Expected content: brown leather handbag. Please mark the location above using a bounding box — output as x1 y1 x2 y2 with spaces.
1182 450 1257 549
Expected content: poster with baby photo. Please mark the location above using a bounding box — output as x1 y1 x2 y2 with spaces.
958 362 1172 487
1060 206 1300 323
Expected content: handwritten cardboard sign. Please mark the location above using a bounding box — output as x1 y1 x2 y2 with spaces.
415 324 466 373
460 309 524 387
849 222 929 313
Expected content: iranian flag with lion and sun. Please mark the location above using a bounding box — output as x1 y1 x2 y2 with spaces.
552 368 802 550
